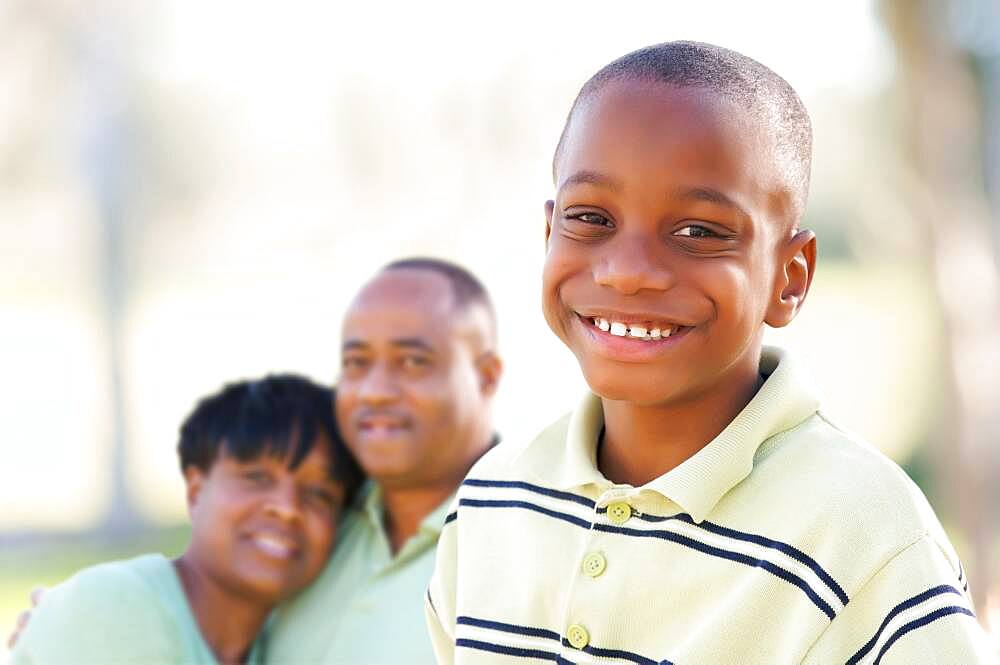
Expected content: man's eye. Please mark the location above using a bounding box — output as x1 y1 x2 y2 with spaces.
674 224 722 238
402 355 430 369
342 356 368 370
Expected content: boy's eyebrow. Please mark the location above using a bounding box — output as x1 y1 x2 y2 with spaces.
559 170 623 192
674 186 751 219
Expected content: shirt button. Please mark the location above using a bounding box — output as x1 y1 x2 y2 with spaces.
566 624 590 650
581 552 607 578
607 501 632 524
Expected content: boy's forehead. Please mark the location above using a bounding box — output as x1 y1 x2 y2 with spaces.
555 79 795 224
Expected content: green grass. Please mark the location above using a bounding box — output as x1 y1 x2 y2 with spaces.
0 525 190 659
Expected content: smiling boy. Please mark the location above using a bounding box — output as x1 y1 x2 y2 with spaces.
10 375 362 664
426 42 992 664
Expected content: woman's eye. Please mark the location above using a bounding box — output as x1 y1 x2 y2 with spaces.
243 469 271 484
307 487 338 506
674 224 721 238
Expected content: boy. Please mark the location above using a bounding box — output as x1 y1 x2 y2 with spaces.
426 42 993 664
11 374 362 664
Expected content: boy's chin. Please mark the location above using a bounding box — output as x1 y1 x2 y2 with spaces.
578 361 682 407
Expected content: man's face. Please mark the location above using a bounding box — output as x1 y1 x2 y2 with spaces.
185 437 344 604
336 269 490 490
544 80 807 406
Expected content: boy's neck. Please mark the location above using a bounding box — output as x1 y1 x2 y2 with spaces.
173 555 271 665
598 360 765 487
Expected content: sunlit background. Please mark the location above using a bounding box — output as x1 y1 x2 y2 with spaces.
2 0 998 657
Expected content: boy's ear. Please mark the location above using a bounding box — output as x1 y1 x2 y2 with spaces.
183 466 206 516
544 200 555 247
765 229 816 328
475 351 503 398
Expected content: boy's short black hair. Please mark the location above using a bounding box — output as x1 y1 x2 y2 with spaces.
178 374 363 501
554 40 813 219
382 257 497 336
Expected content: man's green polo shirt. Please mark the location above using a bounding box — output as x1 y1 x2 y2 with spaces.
267 481 451 664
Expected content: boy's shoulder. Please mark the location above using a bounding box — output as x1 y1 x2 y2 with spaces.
735 409 962 588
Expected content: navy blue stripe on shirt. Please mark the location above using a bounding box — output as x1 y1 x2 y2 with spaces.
457 616 562 641
469 478 847 607
459 498 593 530
463 478 596 508
872 606 976 665
458 493 839 620
593 522 836 619
560 638 672 665
444 510 457 525
846 585 966 664
457 615 664 665
426 589 436 616
456 638 566 663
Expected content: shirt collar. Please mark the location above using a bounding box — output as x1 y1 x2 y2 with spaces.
510 347 820 522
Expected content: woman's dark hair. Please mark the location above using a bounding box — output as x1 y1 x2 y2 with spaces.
177 374 363 503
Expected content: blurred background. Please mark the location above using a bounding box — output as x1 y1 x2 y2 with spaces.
1 0 998 656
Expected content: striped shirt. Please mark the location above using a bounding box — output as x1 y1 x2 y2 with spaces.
426 347 993 664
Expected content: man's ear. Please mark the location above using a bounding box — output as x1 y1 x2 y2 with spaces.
765 229 817 328
183 466 206 517
544 200 555 248
475 351 503 398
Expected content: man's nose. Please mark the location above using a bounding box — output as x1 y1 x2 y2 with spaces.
593 231 674 295
358 362 401 405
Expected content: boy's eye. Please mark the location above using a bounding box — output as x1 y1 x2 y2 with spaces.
568 211 613 227
673 224 722 238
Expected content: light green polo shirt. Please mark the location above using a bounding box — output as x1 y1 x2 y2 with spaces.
267 481 452 664
9 553 264 664
427 347 994 664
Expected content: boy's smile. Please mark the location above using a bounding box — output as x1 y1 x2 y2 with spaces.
544 79 812 408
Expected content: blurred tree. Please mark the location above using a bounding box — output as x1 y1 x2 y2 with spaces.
881 0 1000 615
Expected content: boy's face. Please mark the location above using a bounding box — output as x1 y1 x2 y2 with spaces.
544 80 814 406
184 436 344 604
337 269 497 490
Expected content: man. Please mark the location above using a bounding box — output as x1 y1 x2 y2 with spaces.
265 257 502 664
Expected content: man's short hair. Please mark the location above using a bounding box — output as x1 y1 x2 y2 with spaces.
382 257 497 337
554 40 813 218
178 374 363 498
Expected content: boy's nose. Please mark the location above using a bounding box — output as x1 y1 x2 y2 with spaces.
593 234 673 295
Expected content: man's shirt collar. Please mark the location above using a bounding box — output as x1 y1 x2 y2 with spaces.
510 347 821 522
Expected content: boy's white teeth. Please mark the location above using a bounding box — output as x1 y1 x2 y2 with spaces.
591 317 676 341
